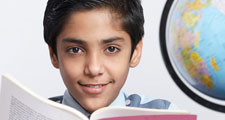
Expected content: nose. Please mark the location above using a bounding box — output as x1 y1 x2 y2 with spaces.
84 52 104 77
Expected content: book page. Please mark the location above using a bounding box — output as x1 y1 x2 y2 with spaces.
99 115 197 120
91 107 189 120
0 74 88 120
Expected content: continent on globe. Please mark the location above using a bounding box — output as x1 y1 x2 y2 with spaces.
210 56 219 71
212 0 225 14
182 11 200 28
187 0 210 10
194 31 200 48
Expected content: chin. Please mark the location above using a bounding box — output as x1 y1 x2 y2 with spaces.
83 99 110 113
84 104 104 113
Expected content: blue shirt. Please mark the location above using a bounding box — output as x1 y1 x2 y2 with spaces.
62 90 178 118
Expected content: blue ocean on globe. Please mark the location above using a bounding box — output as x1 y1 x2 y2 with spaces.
195 6 225 98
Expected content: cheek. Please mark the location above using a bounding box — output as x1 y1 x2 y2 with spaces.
105 55 130 84
59 58 84 84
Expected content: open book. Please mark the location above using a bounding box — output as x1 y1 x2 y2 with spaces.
0 74 197 120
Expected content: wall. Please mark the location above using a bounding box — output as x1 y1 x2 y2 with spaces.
0 0 224 119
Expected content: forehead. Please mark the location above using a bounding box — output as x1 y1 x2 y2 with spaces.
57 9 130 44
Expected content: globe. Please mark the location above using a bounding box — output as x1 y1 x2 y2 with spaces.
160 0 225 112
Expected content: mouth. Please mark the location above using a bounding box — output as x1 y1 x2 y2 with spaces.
78 81 113 94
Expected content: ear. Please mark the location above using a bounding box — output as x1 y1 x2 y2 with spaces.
130 40 143 68
48 46 59 68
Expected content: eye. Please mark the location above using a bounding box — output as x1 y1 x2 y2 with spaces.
67 47 83 53
106 46 119 53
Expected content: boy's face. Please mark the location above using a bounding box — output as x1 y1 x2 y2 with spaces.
49 9 142 113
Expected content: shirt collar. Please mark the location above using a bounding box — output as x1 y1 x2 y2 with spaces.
62 90 91 117
108 91 126 107
62 90 126 118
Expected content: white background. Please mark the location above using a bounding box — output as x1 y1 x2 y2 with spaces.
0 0 225 120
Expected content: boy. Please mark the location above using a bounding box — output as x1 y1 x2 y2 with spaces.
43 0 177 117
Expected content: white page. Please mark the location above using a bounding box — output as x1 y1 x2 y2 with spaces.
91 107 189 120
0 74 88 120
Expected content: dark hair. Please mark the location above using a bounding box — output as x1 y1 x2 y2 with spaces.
43 0 144 55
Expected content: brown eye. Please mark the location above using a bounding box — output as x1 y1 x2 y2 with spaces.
68 47 82 53
106 46 119 53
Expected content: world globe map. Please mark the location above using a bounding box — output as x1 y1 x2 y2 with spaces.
160 0 225 112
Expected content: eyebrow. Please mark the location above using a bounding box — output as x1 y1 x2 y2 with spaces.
62 37 124 45
62 38 86 45
102 37 125 44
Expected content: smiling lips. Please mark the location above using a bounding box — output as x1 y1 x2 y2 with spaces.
78 82 111 94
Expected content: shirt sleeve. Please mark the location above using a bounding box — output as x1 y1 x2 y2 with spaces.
124 92 179 110
168 102 179 110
